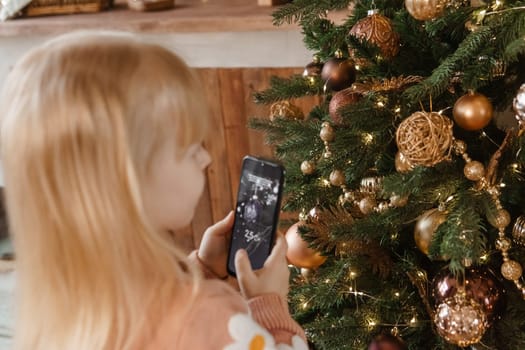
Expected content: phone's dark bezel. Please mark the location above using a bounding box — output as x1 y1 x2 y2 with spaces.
226 156 285 277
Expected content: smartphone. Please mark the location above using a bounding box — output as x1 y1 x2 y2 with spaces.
226 156 285 276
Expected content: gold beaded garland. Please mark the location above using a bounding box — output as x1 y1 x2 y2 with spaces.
330 170 345 187
463 161 485 181
301 160 315 175
501 260 523 281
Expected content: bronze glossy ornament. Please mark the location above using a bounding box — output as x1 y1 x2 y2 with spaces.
434 292 488 347
303 56 323 78
368 333 407 350
432 266 505 323
453 91 494 131
285 222 327 269
329 170 345 187
321 51 357 92
300 160 315 175
464 161 485 181
405 0 447 21
396 111 454 167
414 208 447 256
349 10 400 59
513 83 525 125
328 88 362 124
395 151 413 173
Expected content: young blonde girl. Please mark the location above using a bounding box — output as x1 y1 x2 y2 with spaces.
0 31 306 350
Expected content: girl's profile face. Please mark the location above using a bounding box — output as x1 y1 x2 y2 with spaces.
141 140 211 233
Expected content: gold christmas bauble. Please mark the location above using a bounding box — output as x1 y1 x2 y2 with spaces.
269 101 304 121
300 160 315 175
320 122 335 142
396 111 454 167
330 169 345 187
328 88 362 124
434 293 488 347
453 91 494 131
405 0 447 21
390 194 409 207
463 161 485 181
359 196 377 215
348 10 400 59
285 222 327 269
395 151 414 173
414 208 447 256
488 209 511 229
501 260 522 281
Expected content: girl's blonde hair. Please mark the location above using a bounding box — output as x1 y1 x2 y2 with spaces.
0 31 209 350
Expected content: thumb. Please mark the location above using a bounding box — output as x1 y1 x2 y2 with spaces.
207 211 234 236
264 234 288 267
235 249 256 289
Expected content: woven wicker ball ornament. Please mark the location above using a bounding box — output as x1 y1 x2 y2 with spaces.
349 10 400 59
405 0 448 21
396 111 454 167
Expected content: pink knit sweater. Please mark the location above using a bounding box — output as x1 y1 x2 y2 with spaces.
146 252 307 350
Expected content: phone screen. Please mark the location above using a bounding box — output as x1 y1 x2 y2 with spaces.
227 157 284 276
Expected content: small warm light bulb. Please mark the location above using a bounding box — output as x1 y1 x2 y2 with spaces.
480 254 489 262
511 163 519 170
362 133 374 145
324 278 331 284
349 271 357 279
302 302 309 309
376 101 385 107
355 65 361 71
410 316 417 325
495 0 503 8
394 292 400 297
321 178 331 187
500 183 507 188
394 107 401 113
368 319 377 327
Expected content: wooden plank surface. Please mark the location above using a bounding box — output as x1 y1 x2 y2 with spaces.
0 0 348 37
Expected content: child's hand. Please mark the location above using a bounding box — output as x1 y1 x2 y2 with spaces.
234 234 289 301
197 211 234 279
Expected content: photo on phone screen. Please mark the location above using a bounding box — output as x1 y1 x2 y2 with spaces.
227 156 284 276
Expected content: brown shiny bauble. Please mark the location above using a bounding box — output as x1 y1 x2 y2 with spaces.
394 152 413 173
300 160 315 175
328 88 362 124
359 197 377 215
320 122 335 142
303 56 324 78
349 11 400 59
432 266 505 323
368 334 407 350
414 208 447 256
285 222 327 269
453 91 494 131
404 0 447 21
329 169 345 187
321 57 357 92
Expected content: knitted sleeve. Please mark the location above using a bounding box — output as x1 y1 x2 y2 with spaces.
177 280 306 349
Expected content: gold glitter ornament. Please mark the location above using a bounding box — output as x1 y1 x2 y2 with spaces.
488 209 511 229
434 291 488 347
348 9 400 59
463 161 485 181
300 160 315 175
501 260 523 281
405 0 447 21
396 111 454 167
390 194 409 207
269 101 304 121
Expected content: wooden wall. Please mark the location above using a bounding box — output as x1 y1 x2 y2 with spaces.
174 67 320 252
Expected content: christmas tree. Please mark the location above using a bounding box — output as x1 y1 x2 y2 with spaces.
250 1 525 349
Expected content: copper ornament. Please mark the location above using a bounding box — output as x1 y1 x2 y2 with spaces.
303 56 323 78
432 266 505 323
285 222 327 269
328 88 362 124
321 54 357 92
453 91 494 131
349 10 400 59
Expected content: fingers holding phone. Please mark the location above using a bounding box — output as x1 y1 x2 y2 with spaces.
234 234 289 300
